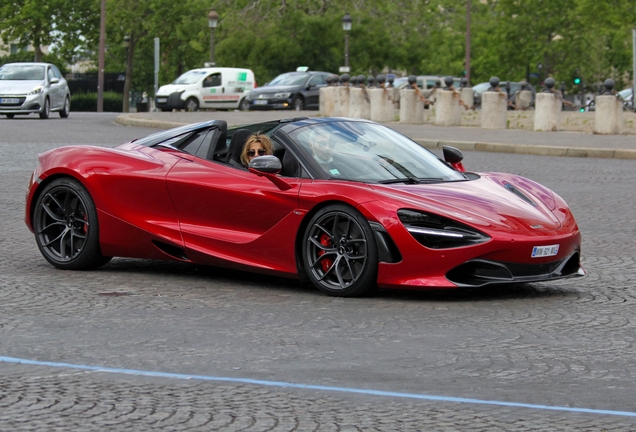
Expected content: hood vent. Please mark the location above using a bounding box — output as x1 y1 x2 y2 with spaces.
504 183 537 207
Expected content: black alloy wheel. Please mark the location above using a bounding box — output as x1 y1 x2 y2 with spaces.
39 97 50 119
33 178 111 270
303 204 378 297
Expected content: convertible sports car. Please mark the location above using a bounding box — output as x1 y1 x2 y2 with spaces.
25 117 585 297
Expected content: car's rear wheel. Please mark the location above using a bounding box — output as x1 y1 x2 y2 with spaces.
33 177 111 270
292 95 304 111
185 97 199 112
239 97 249 111
59 95 70 118
302 204 378 297
39 97 50 119
5 114 14 119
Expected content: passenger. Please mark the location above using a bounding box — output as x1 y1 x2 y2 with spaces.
309 130 340 175
241 134 274 168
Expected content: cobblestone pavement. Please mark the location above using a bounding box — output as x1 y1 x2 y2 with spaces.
1 113 636 430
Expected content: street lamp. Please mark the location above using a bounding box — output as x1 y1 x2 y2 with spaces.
208 8 218 66
123 34 131 112
342 12 352 72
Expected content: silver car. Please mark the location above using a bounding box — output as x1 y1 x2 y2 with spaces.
0 62 71 119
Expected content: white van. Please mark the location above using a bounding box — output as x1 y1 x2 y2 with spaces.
155 67 255 112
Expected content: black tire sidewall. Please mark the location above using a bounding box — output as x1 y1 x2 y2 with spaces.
39 98 50 119
34 177 105 270
185 97 199 112
293 96 304 111
302 204 378 297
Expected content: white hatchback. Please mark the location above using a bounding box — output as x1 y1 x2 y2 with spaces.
0 62 71 119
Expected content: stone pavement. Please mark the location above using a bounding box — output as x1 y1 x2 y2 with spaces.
116 110 636 159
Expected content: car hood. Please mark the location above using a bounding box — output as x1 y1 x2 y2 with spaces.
156 84 191 95
251 85 300 96
369 172 562 233
0 80 44 94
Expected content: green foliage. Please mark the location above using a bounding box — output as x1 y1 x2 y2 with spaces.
71 91 123 112
0 52 70 74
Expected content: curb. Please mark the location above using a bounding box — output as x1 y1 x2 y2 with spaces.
115 115 636 160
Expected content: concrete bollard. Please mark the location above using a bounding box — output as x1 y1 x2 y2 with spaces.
349 87 371 119
481 77 508 129
534 92 561 131
594 79 624 134
320 86 336 117
369 89 394 122
435 89 462 126
460 87 474 109
516 90 533 109
399 89 424 124
332 86 349 117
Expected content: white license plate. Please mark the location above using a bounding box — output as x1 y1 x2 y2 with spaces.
156 98 167 103
254 100 268 105
0 98 20 104
531 244 559 258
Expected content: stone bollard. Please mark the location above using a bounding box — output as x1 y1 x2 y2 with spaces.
332 74 350 117
320 75 339 116
368 75 395 122
435 77 462 126
349 87 371 119
481 77 508 129
594 79 623 134
534 78 561 131
459 78 474 109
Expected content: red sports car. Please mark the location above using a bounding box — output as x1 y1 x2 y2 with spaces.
25 117 584 297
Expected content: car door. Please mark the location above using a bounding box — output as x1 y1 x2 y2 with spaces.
304 74 328 109
200 72 225 109
165 158 302 274
46 66 62 109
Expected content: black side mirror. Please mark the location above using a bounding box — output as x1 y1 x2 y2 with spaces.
249 155 281 174
442 146 464 164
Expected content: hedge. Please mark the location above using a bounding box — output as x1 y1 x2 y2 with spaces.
71 91 123 112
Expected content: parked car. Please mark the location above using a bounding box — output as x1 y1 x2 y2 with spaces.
155 67 255 112
0 62 71 119
246 69 331 111
25 117 584 297
393 75 461 92
473 81 527 108
588 87 634 112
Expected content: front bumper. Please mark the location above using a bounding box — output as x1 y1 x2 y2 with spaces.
155 92 186 111
0 93 44 114
248 97 292 110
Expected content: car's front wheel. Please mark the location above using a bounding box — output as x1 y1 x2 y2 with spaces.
33 177 111 270
185 97 199 112
39 97 50 119
5 114 14 119
302 204 378 297
239 97 250 111
292 95 304 111
59 95 70 118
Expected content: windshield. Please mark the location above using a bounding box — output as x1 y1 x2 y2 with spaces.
268 73 308 86
291 121 466 183
473 82 490 94
0 64 45 81
173 70 206 85
619 88 632 100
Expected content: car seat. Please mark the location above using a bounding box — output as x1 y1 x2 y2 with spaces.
281 150 301 177
225 128 253 168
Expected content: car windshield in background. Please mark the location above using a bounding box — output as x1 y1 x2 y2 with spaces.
472 82 490 93
291 121 467 183
268 73 308 86
0 64 45 81
173 70 206 85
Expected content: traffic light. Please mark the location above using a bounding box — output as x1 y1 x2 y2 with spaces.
573 68 581 85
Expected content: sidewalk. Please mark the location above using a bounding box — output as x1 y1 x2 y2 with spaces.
116 111 636 160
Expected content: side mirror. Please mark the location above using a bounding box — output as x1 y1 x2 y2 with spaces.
249 155 281 174
442 145 466 172
50 77 60 84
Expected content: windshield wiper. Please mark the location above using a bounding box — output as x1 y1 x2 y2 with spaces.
377 177 444 184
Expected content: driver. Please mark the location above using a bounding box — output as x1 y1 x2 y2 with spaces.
310 130 341 176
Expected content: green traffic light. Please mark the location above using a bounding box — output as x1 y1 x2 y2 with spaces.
579 107 585 112
573 77 581 85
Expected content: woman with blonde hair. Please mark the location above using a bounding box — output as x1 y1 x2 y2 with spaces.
240 134 274 167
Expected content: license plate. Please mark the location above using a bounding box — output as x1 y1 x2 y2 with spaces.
156 98 167 103
254 100 268 105
531 244 559 258
0 98 20 104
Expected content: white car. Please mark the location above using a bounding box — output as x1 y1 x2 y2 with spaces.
0 62 71 119
155 67 255 112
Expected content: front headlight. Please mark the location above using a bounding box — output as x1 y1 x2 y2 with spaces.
398 209 490 249
28 86 44 95
273 92 291 98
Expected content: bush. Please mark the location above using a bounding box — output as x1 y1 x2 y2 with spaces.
71 91 123 112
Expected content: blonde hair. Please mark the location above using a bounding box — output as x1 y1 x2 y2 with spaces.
240 134 274 167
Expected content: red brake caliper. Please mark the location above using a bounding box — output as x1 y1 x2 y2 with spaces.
318 232 333 273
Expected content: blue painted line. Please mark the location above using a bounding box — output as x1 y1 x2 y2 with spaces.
1 355 636 418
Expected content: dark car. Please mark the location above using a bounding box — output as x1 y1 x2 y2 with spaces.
247 70 331 111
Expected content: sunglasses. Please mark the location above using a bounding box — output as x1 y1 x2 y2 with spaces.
247 149 267 157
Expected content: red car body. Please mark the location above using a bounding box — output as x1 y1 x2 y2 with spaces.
25 118 584 296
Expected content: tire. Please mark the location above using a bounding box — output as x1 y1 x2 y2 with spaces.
239 97 249 111
33 177 111 270
59 95 70 118
302 204 378 297
185 97 199 112
39 97 50 119
5 114 14 119
292 95 304 111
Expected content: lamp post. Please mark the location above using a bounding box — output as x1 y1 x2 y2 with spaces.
208 8 218 66
342 12 352 72
123 34 131 113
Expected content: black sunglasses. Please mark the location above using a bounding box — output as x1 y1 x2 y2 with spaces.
247 149 267 157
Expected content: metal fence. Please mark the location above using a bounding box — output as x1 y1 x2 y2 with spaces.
65 72 126 95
